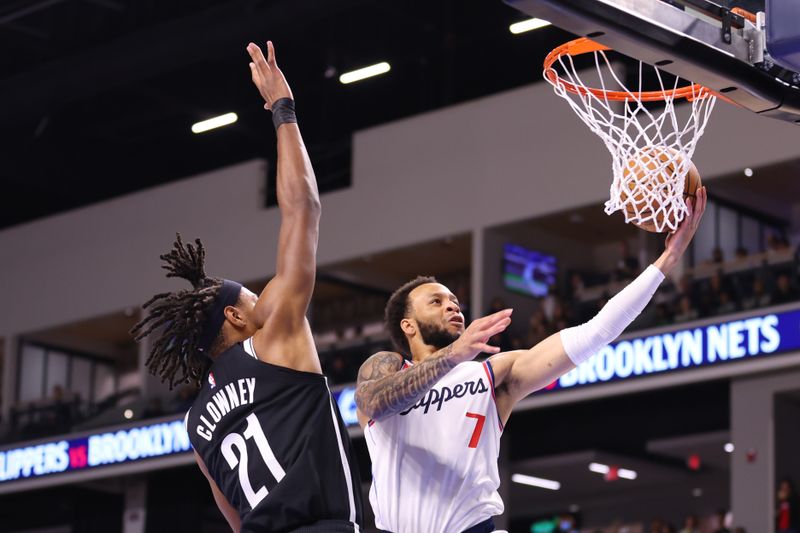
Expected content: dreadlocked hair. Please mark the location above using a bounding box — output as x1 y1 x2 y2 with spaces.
130 234 230 390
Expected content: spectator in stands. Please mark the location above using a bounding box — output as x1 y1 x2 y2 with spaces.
673 273 700 312
525 308 550 347
453 281 471 325
702 269 733 316
569 272 586 301
143 397 164 418
742 277 772 310
768 232 791 252
45 385 73 435
710 247 724 264
734 246 748 261
653 302 672 326
487 297 513 352
773 274 799 304
616 241 640 280
713 509 731 533
169 385 197 413
674 295 699 322
777 477 799 533
679 514 700 533
716 291 737 315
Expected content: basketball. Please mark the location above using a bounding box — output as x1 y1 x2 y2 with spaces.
619 147 702 233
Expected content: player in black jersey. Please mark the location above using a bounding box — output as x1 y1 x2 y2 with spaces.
131 41 363 533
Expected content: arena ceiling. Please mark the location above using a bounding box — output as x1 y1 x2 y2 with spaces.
0 0 769 230
0 0 576 230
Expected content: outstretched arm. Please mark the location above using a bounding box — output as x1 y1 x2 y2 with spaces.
195 451 241 532
490 188 708 424
247 41 321 329
355 309 512 426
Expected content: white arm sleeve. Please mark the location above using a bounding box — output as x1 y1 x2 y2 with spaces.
560 264 665 365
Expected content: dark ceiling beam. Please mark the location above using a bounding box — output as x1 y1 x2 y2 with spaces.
82 0 124 11
0 21 48 40
0 0 66 25
0 0 370 126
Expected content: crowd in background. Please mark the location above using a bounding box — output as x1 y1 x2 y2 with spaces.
2 241 798 443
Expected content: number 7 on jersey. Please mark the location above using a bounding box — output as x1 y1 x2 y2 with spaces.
465 412 486 448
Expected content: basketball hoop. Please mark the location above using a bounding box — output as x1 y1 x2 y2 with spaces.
543 37 717 233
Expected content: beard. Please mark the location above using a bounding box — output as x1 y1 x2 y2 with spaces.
417 319 461 350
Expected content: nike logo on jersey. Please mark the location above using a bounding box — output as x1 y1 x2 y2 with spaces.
400 378 489 415
196 378 256 441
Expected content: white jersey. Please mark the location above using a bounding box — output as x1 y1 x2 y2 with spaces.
365 360 504 533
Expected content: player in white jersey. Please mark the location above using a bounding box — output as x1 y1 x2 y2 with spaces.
356 189 707 533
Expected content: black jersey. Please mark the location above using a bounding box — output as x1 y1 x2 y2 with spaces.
186 338 363 533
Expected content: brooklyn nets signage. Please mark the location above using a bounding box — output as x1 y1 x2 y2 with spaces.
550 308 800 392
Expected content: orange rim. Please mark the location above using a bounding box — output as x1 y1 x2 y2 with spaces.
543 37 715 102
731 7 757 24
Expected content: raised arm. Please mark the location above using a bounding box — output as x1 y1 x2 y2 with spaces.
489 188 708 424
247 41 321 327
355 309 513 427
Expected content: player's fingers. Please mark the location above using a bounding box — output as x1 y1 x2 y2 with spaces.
247 42 271 76
249 62 260 84
266 40 276 66
484 321 511 339
478 344 501 354
476 309 513 331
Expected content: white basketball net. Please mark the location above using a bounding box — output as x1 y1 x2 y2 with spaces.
545 46 716 232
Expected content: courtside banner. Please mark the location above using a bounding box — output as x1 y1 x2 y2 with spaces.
548 306 800 392
0 415 190 487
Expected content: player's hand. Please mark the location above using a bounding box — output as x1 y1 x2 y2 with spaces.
247 41 293 110
665 185 707 256
447 309 513 364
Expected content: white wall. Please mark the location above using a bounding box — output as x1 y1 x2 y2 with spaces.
1 81 799 338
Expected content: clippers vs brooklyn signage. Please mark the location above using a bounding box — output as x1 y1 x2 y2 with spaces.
0 417 190 486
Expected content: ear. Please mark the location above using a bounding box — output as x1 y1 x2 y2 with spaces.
400 317 416 337
224 305 247 328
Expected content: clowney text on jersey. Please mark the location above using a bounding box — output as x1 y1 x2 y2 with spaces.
195 378 255 441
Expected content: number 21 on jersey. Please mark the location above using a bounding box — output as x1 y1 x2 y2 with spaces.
221 413 286 509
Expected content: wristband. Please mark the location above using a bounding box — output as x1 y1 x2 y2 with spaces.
271 97 297 131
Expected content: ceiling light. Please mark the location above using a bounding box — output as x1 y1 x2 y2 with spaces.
618 468 638 480
724 442 735 453
191 112 238 134
744 168 754 177
509 18 551 34
123 409 134 419
589 462 610 474
511 473 561 490
339 62 391 84
692 487 703 497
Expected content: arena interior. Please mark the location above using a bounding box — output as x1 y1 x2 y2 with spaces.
0 1 798 532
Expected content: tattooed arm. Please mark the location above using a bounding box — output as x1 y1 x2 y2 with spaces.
355 347 456 426
355 308 513 427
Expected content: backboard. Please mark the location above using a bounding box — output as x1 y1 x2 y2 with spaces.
504 0 800 123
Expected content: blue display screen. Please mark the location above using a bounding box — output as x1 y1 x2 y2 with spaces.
546 308 800 393
0 418 190 485
503 243 557 297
